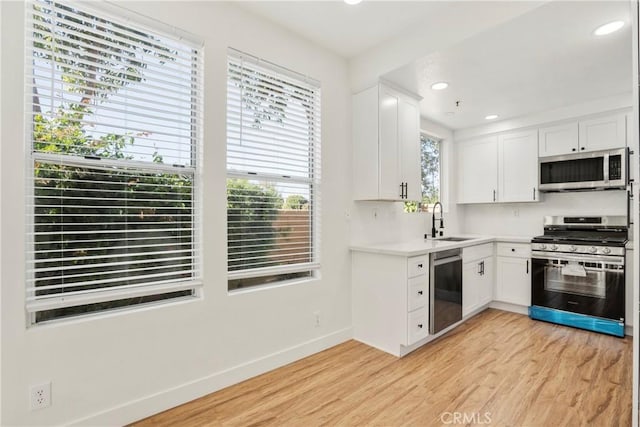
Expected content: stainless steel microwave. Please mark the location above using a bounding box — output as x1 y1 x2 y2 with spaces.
539 148 628 192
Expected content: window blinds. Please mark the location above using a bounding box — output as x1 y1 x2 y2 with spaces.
26 0 203 321
226 49 321 290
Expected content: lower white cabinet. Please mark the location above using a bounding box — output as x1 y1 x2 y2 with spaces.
462 243 494 317
352 251 429 357
495 243 531 306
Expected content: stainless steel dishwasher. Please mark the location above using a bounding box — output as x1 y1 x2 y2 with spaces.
430 248 463 334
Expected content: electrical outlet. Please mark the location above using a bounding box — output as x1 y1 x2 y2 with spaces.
313 311 321 327
30 382 51 411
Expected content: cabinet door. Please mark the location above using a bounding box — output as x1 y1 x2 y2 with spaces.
463 261 481 317
498 130 539 202
579 114 626 152
478 258 494 307
352 86 380 200
458 136 498 204
399 97 421 201
496 257 531 306
378 86 401 200
538 122 578 157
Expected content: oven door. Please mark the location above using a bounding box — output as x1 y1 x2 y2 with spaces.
531 251 624 321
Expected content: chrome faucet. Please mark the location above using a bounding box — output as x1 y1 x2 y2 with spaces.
431 201 444 238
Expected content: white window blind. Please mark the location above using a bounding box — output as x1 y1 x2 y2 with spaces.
226 49 321 290
26 0 203 323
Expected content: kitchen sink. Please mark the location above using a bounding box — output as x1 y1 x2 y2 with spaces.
436 237 475 242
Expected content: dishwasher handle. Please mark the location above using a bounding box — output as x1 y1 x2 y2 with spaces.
432 255 462 266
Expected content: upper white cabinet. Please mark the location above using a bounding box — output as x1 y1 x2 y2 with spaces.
353 83 421 201
538 122 578 157
457 136 498 204
578 114 626 152
539 113 626 157
458 129 538 204
498 130 539 202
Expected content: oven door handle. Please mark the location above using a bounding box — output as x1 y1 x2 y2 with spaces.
531 252 624 265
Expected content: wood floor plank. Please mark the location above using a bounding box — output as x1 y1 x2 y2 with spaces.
132 309 632 427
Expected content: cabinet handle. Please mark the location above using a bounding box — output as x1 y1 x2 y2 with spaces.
526 260 529 274
511 248 515 252
418 324 423 329
418 290 423 295
572 148 576 152
493 189 496 202
581 147 585 151
533 188 536 201
417 263 423 268
405 183 408 199
481 261 485 275
400 183 404 199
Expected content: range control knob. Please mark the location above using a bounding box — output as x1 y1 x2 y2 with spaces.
540 244 547 250
550 244 558 251
602 247 611 254
588 246 597 254
569 245 577 252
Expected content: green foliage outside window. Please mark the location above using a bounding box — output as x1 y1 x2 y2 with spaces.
404 134 440 213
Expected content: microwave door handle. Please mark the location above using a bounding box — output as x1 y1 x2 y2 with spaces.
604 152 609 183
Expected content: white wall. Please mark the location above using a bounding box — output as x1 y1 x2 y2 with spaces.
0 2 352 425
350 116 462 245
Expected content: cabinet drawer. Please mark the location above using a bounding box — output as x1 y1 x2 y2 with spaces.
407 307 428 345
497 242 531 258
462 243 493 262
407 255 428 278
408 276 428 311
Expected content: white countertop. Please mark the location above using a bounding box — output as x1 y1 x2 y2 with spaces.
350 234 532 257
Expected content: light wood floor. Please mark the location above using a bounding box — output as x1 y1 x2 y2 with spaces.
133 309 632 426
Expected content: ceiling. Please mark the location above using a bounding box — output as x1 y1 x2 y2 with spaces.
235 1 452 58
381 1 633 130
237 1 633 131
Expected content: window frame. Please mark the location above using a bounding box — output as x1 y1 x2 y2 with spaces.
419 132 442 212
24 0 204 324
225 49 321 291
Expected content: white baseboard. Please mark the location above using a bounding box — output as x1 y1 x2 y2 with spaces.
489 301 529 315
68 327 353 427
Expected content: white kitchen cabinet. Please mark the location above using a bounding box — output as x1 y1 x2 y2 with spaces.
352 251 429 356
539 113 626 157
498 129 539 202
458 130 538 204
495 243 531 307
457 136 498 204
538 122 579 157
353 83 421 201
462 243 494 317
579 114 626 152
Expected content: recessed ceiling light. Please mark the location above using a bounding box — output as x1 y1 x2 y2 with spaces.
344 0 362 5
431 82 449 90
594 20 624 36
485 114 499 120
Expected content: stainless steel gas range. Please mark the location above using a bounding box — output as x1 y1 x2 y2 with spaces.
529 215 628 337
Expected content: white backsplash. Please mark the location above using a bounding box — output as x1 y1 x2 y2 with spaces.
461 190 629 237
350 200 464 245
